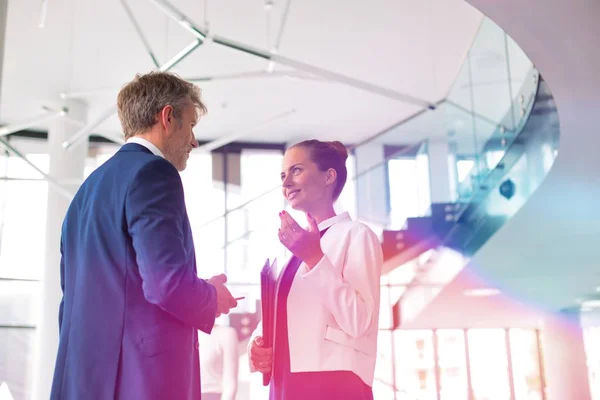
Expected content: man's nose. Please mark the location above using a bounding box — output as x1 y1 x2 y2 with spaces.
191 137 199 148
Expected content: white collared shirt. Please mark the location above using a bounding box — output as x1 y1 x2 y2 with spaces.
126 137 165 159
316 211 350 232
249 211 384 386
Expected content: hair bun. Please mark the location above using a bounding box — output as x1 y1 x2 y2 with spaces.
327 141 349 162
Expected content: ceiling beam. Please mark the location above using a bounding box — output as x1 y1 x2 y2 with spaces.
0 137 73 200
120 0 160 68
0 108 65 138
196 109 295 153
62 35 203 150
150 0 435 109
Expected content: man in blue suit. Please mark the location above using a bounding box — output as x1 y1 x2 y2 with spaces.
50 72 238 399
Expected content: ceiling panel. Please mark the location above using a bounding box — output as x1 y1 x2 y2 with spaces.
1 0 484 144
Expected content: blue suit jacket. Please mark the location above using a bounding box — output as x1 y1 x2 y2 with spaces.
51 143 217 400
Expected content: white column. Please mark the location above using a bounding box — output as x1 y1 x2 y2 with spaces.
0 0 6 83
32 100 88 400
354 143 389 226
427 139 456 203
541 311 592 400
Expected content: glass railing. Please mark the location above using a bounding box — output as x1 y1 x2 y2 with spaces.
352 16 539 229
444 76 559 255
391 74 559 334
446 17 538 183
369 17 559 335
449 66 539 202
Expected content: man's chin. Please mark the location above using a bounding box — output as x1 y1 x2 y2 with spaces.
172 159 186 172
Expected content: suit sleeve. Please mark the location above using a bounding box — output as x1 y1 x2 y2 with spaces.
300 225 383 338
126 158 217 332
58 237 65 333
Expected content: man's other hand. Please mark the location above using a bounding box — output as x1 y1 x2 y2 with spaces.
207 274 238 317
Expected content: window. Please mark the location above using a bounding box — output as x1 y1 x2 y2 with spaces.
394 330 437 400
456 159 475 183
336 154 357 219
0 151 49 400
180 152 227 278
510 329 543 400
437 330 468 400
388 157 431 228
227 149 284 283
468 329 511 400
583 326 600 400
0 153 49 280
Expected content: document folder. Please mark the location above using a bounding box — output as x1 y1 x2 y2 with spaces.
260 258 277 386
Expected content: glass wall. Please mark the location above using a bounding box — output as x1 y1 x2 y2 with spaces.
0 149 49 400
468 329 512 400
388 152 432 228
0 138 557 400
0 142 287 399
373 328 545 400
394 330 437 400
182 146 287 319
437 330 468 400
583 325 600 400
181 151 227 279
510 329 544 400
0 153 49 280
0 139 365 399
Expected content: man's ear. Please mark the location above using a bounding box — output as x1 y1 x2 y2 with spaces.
159 105 175 131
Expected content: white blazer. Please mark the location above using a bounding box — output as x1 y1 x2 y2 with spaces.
250 212 383 386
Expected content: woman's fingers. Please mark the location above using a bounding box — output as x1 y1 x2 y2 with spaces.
250 348 273 373
280 211 303 232
251 345 273 359
252 362 272 374
250 336 273 374
250 339 272 362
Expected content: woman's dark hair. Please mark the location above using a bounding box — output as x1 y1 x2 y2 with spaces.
289 139 349 201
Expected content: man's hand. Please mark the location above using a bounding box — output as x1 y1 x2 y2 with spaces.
207 274 238 317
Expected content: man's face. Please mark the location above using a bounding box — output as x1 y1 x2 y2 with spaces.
164 100 199 171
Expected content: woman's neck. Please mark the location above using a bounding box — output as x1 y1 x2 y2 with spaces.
307 205 337 225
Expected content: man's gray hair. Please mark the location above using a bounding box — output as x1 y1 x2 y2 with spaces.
117 71 207 139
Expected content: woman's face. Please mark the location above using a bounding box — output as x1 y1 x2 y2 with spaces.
280 147 334 212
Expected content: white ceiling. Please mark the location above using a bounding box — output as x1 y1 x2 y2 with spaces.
370 17 535 156
1 0 484 145
403 266 546 329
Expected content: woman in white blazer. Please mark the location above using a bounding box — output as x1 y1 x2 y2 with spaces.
248 140 383 399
